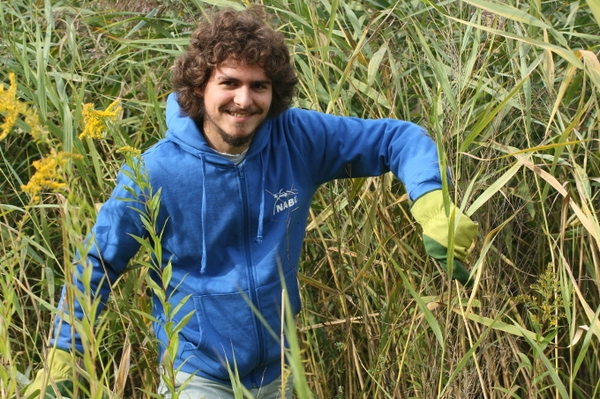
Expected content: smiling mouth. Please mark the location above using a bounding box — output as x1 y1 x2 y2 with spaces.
223 108 259 118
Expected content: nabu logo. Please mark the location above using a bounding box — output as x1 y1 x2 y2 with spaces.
268 188 299 215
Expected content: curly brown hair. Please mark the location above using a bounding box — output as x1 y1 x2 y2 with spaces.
171 7 298 120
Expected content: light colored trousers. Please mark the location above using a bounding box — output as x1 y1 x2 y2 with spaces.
158 371 293 399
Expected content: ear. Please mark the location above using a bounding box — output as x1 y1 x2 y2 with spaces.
194 87 204 97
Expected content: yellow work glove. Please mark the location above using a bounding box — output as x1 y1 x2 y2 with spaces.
24 348 75 399
411 190 478 287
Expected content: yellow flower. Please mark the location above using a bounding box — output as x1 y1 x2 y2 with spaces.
21 150 83 202
79 100 121 140
117 145 141 157
0 73 45 141
23 107 45 141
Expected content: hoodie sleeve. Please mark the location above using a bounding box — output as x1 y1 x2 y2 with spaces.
52 165 148 353
283 108 443 201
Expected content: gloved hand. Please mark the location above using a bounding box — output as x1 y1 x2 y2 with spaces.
24 348 75 399
411 189 478 287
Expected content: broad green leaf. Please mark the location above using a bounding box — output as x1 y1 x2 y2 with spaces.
462 0 552 30
466 162 522 217
458 310 538 341
439 12 583 69
586 0 600 28
368 43 388 86
576 49 600 92
349 78 391 109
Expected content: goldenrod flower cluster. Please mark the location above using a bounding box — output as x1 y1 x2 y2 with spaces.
79 100 121 140
0 73 45 141
21 150 83 202
516 264 564 331
117 145 142 157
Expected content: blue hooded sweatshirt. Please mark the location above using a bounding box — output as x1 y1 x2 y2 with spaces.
54 93 443 388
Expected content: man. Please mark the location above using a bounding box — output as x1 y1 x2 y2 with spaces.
26 7 478 399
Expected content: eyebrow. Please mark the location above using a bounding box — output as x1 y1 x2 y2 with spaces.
215 75 272 86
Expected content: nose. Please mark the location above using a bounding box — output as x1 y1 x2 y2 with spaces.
234 86 253 109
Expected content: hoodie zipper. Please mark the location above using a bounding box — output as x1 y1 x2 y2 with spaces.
238 165 265 388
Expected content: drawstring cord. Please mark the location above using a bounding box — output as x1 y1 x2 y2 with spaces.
200 153 208 274
256 151 268 243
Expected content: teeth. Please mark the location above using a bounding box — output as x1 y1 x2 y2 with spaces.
228 111 252 117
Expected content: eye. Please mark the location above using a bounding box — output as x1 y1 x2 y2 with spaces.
252 82 270 91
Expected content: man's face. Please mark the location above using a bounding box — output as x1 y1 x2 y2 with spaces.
196 58 272 154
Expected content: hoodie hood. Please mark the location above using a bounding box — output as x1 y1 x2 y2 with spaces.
165 92 271 161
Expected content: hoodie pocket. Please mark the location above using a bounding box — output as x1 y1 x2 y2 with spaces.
177 268 302 379
179 291 259 379
256 268 302 321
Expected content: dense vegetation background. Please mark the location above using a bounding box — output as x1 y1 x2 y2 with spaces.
1 0 599 398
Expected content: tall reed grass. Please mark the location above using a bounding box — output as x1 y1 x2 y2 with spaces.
1 0 599 397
